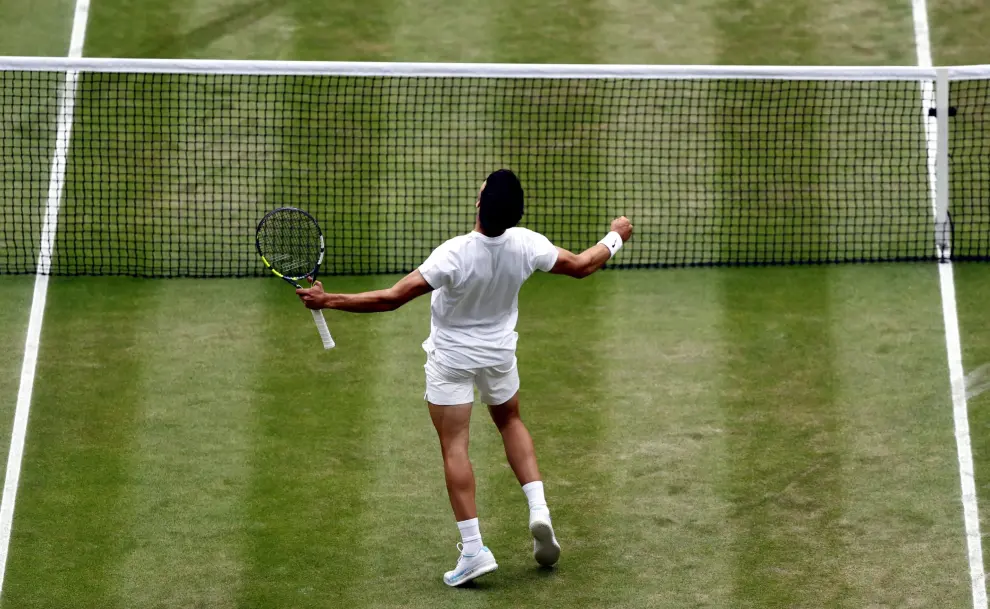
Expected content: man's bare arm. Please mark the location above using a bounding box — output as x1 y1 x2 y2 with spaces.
550 245 612 279
296 270 434 313
550 216 633 279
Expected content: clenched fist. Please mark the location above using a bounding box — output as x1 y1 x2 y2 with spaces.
610 216 633 242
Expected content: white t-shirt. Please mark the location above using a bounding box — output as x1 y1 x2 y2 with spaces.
418 227 559 369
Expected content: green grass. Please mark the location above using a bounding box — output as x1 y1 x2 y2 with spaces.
2 0 990 606
0 0 75 56
0 270 973 608
713 265 967 606
930 0 990 66
4 280 156 607
0 279 33 469
954 263 990 567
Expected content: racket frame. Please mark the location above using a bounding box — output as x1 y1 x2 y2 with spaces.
256 207 336 349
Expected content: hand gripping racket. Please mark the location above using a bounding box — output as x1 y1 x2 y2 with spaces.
256 207 335 349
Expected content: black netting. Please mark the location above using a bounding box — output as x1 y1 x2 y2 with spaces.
950 79 990 260
1 70 964 277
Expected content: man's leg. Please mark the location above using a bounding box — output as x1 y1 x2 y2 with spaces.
428 402 498 586
487 393 540 485
428 403 477 521
488 392 561 567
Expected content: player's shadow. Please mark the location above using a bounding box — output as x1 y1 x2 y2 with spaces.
141 0 289 57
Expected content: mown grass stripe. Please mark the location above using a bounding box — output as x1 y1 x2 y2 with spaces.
387 0 493 62
954 264 990 591
715 0 817 66
929 0 990 66
345 1 471 581
711 36 848 609
175 0 294 60
291 0 392 61
595 13 731 592
347 298 463 605
0 282 34 480
491 0 600 64
112 279 259 609
718 268 846 607
820 0 917 64
831 264 970 606
599 269 736 606
1 279 150 608
0 0 76 56
238 277 383 608
82 0 189 57
509 274 613 606
596 0 722 64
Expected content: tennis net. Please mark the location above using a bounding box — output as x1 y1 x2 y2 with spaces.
1 58 988 277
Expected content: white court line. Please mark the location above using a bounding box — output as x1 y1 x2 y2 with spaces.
941 261 988 608
0 0 90 598
911 0 988 607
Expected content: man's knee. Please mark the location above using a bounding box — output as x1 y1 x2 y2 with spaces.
440 438 471 462
441 450 474 484
490 405 522 433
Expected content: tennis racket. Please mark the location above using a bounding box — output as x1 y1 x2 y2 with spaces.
256 207 335 350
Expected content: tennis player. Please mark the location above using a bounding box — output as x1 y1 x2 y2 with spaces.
296 169 633 586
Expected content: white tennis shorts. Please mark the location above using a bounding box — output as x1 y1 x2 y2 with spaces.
424 352 520 406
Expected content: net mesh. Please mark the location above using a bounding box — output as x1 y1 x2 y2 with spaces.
1 68 985 277
950 79 990 260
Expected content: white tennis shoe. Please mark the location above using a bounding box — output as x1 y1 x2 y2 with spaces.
443 544 498 587
529 512 561 566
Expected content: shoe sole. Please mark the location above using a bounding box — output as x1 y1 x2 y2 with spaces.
444 561 498 587
530 520 561 567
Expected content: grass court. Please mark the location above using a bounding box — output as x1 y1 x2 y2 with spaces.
0 0 989 607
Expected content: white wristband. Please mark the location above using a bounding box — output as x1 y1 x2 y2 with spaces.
598 231 623 258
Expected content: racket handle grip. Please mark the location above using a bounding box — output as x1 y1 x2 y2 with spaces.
311 309 335 350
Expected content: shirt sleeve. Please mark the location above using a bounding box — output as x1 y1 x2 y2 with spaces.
418 240 459 289
528 231 559 273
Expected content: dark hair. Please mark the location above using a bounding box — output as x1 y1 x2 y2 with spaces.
478 169 524 236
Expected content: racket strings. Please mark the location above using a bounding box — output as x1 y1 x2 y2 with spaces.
257 210 322 277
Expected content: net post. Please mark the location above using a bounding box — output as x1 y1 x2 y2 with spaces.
935 67 951 261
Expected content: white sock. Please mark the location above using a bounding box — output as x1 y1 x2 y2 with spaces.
522 480 550 518
457 518 483 555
